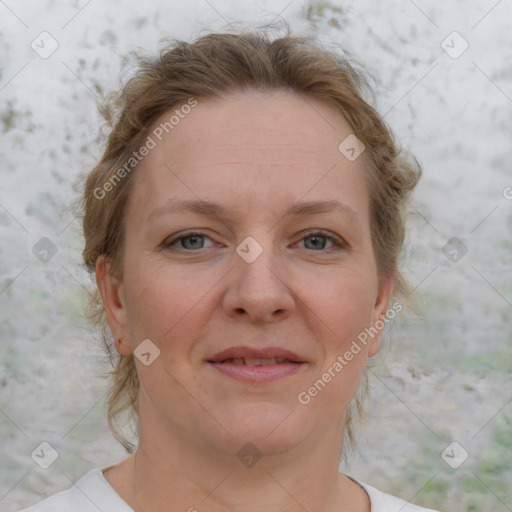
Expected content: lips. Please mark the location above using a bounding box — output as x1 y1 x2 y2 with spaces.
208 346 305 364
207 346 306 382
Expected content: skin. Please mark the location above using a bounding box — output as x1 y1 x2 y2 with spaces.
96 89 394 512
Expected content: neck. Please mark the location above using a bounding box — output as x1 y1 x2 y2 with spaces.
105 407 369 512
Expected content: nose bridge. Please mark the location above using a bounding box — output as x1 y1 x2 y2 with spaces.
224 232 294 320
235 233 282 290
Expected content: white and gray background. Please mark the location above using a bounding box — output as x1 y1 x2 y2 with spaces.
1 1 511 510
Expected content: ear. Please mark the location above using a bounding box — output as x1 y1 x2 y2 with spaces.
367 274 395 358
95 255 133 356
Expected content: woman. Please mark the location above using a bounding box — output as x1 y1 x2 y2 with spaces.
21 29 439 512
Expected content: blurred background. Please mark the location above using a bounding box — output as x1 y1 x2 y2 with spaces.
1 1 511 510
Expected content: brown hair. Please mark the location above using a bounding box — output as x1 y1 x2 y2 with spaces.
80 27 421 453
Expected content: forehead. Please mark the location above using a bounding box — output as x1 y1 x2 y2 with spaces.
165 90 350 157
127 90 369 225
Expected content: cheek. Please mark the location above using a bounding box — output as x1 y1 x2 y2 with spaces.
304 266 377 342
122 258 214 350
299 273 374 411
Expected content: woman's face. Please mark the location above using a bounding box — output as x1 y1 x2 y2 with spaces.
99 90 393 457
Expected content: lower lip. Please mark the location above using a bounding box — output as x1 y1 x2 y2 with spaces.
208 362 305 382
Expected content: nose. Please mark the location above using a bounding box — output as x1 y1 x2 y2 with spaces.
222 237 295 324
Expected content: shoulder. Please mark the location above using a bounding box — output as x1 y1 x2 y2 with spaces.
19 468 134 512
354 478 441 512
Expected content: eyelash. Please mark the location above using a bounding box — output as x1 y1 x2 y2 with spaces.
163 230 346 252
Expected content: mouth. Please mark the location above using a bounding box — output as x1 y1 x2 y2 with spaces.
214 357 299 366
207 347 306 382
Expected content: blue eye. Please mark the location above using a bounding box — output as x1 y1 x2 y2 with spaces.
165 231 212 250
300 231 344 251
163 230 345 252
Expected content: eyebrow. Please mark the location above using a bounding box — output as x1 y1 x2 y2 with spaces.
148 199 362 226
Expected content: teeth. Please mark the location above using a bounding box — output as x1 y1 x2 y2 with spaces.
222 357 289 365
245 358 277 366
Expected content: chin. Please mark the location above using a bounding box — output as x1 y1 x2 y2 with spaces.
216 402 312 455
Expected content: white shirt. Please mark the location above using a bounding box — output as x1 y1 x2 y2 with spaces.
20 468 440 512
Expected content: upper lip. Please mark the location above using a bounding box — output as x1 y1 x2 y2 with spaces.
208 346 305 363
